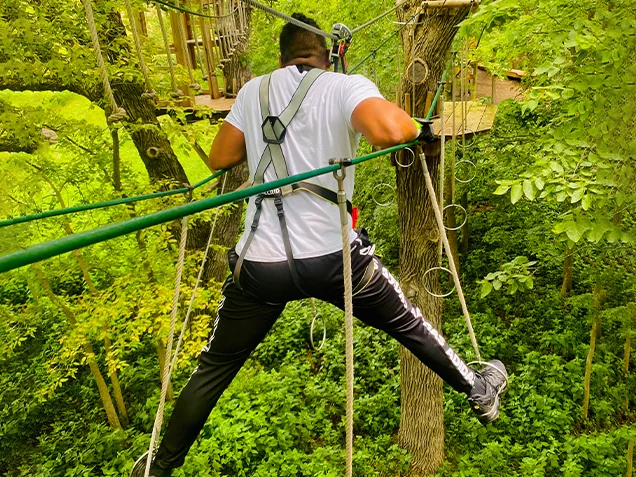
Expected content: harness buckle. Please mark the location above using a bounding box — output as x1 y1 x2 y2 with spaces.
262 116 287 145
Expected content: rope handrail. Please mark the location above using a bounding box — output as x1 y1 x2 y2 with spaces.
0 142 417 274
0 170 227 228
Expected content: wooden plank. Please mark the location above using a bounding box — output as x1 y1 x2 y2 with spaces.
432 101 497 137
194 95 235 112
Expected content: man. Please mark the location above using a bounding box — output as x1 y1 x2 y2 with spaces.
133 13 507 477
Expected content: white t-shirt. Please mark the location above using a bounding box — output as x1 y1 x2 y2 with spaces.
225 66 383 262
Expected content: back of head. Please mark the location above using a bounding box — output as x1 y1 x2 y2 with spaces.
279 13 328 66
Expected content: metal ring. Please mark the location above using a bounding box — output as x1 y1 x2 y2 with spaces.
455 159 477 183
146 146 161 159
372 182 395 207
443 203 467 231
423 266 456 298
310 313 326 350
396 147 415 168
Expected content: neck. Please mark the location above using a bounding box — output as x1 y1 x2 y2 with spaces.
283 57 328 71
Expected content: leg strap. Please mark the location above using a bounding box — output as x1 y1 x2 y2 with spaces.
233 195 264 288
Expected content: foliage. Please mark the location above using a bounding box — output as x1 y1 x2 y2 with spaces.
1 0 636 476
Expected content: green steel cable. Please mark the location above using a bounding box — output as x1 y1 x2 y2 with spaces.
425 69 448 120
0 170 227 228
0 142 417 274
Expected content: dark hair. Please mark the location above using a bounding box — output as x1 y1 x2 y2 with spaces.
279 13 327 65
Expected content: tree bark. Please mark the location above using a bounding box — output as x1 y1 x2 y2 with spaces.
561 244 574 297
395 5 471 475
582 285 605 422
204 163 248 282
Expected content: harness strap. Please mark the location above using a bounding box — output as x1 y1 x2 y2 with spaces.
233 196 264 287
254 68 325 189
292 181 353 214
273 196 307 294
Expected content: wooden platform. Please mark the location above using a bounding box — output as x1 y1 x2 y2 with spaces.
432 101 497 137
193 95 235 113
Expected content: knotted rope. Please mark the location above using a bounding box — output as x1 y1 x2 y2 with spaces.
82 0 127 123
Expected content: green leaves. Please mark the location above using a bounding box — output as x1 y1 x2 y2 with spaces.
479 256 537 298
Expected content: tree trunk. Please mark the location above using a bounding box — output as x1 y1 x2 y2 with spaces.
204 163 249 282
33 266 121 429
561 244 574 297
627 439 634 477
395 5 471 475
104 331 129 426
582 285 605 422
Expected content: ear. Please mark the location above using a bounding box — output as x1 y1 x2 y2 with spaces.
323 49 331 70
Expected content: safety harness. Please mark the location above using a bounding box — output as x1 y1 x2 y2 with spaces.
233 66 354 292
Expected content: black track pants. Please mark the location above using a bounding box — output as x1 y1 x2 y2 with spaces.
154 231 475 469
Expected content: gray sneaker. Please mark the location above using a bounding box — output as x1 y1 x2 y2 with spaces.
130 451 172 477
467 360 508 424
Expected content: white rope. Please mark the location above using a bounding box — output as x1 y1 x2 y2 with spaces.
81 0 127 123
168 174 228 377
333 164 354 477
438 82 445 263
145 216 189 477
124 0 157 99
420 153 481 361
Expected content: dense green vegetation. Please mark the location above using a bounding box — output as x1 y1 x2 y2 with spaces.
1 0 635 476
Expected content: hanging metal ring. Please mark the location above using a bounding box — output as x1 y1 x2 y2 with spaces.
455 159 477 183
423 266 456 298
310 313 327 350
372 182 395 207
443 203 467 231
396 147 415 168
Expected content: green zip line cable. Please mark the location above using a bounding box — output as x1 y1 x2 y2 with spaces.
0 142 417 274
0 170 227 228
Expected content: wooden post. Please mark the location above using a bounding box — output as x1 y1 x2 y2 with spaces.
491 73 496 105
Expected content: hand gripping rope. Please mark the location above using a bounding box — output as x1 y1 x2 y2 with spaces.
330 158 355 477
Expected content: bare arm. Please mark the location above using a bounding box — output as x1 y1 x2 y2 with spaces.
351 97 418 148
207 121 247 170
